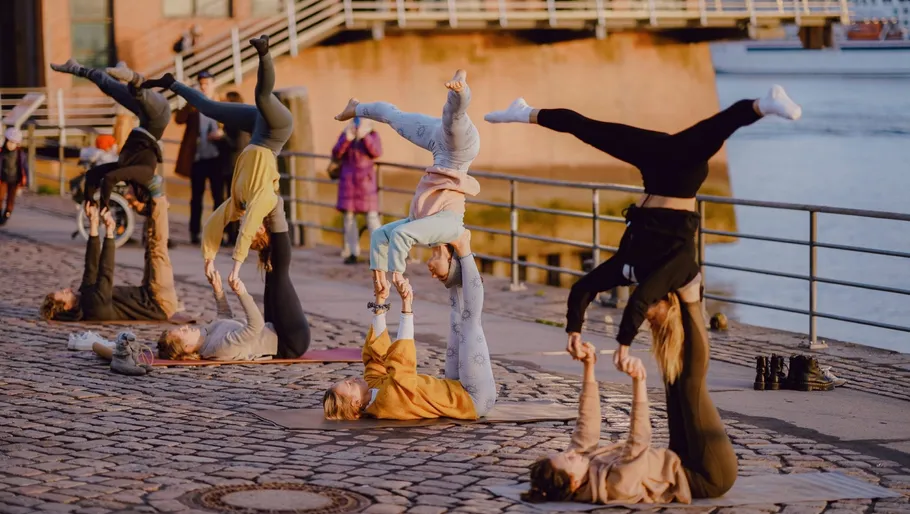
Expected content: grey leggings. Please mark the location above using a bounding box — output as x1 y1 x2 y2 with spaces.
169 52 293 154
444 254 497 416
354 86 479 172
84 68 170 140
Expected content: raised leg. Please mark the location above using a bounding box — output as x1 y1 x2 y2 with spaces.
669 300 738 498
657 100 761 170
455 253 497 416
265 230 311 358
253 45 293 138
445 285 464 380
355 101 439 151
440 69 480 166
143 198 179 317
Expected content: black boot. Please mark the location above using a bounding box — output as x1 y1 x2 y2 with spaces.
753 356 768 391
767 354 783 391
784 354 804 390
0 209 6 226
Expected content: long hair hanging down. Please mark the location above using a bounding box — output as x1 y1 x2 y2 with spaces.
649 293 685 384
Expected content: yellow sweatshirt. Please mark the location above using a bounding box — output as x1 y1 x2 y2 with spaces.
361 327 478 420
202 145 279 263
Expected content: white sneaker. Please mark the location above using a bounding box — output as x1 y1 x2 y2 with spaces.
819 366 847 387
67 331 114 351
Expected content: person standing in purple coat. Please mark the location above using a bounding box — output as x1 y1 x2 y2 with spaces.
333 117 383 265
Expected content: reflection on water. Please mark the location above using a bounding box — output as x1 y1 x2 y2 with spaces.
710 75 910 353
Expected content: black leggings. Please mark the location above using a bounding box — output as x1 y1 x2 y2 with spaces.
537 99 760 175
666 300 738 498
264 230 311 358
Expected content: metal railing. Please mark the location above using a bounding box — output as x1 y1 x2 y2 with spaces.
271 151 908 344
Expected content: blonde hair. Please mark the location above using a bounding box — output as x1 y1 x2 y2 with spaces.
649 293 685 385
157 329 201 360
322 387 362 421
251 224 272 273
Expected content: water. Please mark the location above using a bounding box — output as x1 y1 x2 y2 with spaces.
710 75 910 352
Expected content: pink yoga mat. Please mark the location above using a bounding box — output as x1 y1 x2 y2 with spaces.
91 344 361 366
150 347 362 367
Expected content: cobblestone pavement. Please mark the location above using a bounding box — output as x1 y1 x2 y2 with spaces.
1 197 908 514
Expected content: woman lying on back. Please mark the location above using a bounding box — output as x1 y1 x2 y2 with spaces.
522 276 737 505
322 230 498 420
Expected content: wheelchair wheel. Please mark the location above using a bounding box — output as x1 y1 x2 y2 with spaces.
76 193 136 248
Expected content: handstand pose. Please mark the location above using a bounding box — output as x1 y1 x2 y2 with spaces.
523 277 737 504
158 197 310 359
484 86 801 370
49 60 167 213
335 69 481 303
322 230 497 420
143 34 294 285
41 199 182 323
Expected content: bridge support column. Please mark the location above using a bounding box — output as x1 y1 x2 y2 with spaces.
276 87 320 248
798 25 834 49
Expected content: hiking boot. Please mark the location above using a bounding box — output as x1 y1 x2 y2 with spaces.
110 332 147 376
786 355 834 391
803 356 835 391
127 338 155 373
766 354 784 391
820 366 847 387
753 356 768 391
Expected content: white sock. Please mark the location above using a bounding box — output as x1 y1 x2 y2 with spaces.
484 97 533 124
757 85 801 121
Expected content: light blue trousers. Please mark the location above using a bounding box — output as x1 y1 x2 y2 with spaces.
369 210 465 273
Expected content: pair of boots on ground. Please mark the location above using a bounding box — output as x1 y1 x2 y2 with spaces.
754 353 842 391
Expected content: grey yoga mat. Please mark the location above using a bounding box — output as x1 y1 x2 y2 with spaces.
485 471 902 510
253 401 578 430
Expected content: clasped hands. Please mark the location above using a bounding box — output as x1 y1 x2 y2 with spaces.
566 333 646 380
205 259 244 293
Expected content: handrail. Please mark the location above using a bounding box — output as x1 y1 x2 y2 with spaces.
271 151 910 343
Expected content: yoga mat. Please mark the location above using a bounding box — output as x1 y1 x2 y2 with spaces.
253 401 578 430
91 343 361 366
484 472 902 511
50 314 197 326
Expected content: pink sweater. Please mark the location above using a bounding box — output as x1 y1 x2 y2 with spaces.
409 166 481 220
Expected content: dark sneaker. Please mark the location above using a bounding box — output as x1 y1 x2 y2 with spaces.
343 255 358 265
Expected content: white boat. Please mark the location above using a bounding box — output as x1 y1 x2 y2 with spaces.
710 39 910 76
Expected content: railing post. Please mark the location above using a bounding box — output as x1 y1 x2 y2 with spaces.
546 0 557 27
746 0 757 26
793 0 802 25
343 0 354 27
289 155 299 245
809 210 818 344
231 27 243 85
839 0 850 24
287 0 299 57
27 124 36 192
591 189 600 270
447 0 458 28
376 164 384 216
699 0 708 25
396 0 406 27
697 200 706 284
56 89 66 197
497 0 508 27
510 180 520 290
594 0 607 38
648 0 658 26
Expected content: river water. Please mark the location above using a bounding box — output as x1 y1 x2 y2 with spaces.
709 75 910 352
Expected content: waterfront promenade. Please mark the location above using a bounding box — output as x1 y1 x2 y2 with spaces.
1 194 909 514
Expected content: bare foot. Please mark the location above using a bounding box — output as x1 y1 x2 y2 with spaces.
444 69 467 93
450 229 472 257
372 269 389 303
335 98 359 121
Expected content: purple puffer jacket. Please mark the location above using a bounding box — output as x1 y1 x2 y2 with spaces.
333 130 382 213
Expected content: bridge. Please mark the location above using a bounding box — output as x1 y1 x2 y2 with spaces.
2 0 850 135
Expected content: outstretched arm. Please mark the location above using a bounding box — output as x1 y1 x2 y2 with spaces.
221 279 266 348
568 342 602 453
621 357 652 460
79 207 102 289
208 270 233 319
